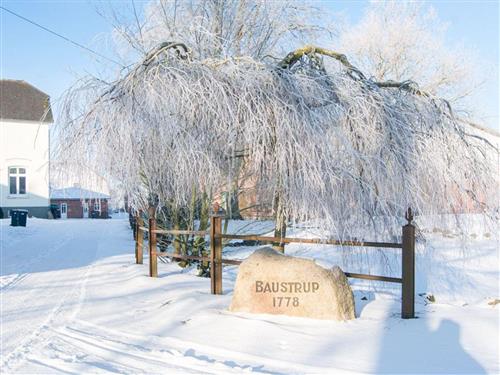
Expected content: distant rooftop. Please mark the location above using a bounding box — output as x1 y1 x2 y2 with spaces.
0 79 53 123
51 187 110 200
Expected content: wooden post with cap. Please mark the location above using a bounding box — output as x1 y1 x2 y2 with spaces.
402 207 416 319
210 203 223 294
148 206 158 277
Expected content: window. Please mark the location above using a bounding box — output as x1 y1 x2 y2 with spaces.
9 167 27 195
94 200 101 212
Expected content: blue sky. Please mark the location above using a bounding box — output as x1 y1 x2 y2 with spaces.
1 0 498 130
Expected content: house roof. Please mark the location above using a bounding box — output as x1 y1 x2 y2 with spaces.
51 187 110 200
0 79 53 123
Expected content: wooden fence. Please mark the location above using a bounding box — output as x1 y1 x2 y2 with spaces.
134 209 416 319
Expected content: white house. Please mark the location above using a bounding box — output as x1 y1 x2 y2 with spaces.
0 80 53 218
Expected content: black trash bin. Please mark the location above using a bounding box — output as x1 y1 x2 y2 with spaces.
10 209 28 227
50 204 61 219
10 211 18 226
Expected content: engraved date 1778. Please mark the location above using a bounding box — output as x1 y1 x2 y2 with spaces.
255 280 320 308
273 296 299 307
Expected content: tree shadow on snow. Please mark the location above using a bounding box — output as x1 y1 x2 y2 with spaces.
375 318 485 374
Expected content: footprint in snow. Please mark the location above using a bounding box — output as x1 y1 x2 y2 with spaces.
278 340 289 350
169 349 183 356
160 300 173 307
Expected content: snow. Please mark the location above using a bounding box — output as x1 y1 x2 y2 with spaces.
1 217 499 374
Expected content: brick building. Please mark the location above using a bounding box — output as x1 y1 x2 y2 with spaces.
50 186 110 219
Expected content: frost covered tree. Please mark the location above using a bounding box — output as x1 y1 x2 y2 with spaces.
57 43 496 234
338 1 484 107
55 1 497 274
98 0 335 244
106 0 331 61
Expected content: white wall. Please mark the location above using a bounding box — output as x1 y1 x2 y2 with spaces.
0 119 50 209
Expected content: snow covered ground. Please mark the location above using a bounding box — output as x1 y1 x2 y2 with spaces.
1 216 498 374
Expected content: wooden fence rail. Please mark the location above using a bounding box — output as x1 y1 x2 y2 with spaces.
134 209 416 319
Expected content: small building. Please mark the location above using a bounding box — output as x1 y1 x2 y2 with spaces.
50 186 110 219
0 80 53 218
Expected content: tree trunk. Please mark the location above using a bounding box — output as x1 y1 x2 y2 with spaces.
172 206 181 256
196 191 210 276
272 189 287 253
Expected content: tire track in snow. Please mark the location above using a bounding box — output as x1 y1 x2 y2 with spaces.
0 273 29 291
52 320 352 374
21 324 244 374
1 223 106 373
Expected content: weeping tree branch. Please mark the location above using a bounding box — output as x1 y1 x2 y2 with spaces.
56 41 497 257
278 45 434 97
278 45 365 78
143 41 191 66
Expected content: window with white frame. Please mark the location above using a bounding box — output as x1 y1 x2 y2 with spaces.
9 167 27 195
94 199 101 212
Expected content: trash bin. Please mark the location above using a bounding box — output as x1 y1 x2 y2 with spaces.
10 209 28 227
10 211 18 226
50 204 61 219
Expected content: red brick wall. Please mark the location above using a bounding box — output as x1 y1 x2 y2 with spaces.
51 199 83 218
89 198 109 218
50 199 109 219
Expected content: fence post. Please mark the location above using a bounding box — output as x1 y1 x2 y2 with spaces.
148 207 158 278
135 211 143 264
402 207 415 319
210 213 223 294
